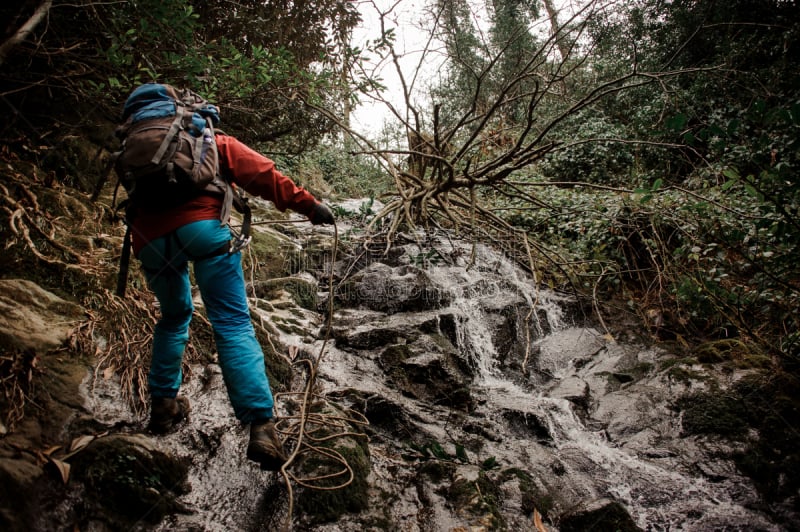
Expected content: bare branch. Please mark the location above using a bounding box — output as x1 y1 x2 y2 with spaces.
0 1 53 67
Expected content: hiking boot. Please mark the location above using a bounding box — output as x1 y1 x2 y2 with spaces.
148 396 190 434
247 419 288 471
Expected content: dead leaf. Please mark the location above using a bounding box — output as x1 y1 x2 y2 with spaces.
534 509 547 532
49 457 71 484
69 434 95 453
42 445 62 457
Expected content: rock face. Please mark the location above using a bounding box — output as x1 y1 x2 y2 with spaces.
0 279 84 352
1 211 795 531
558 498 642 532
0 280 90 532
295 230 787 531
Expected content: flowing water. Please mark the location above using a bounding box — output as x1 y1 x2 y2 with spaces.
76 218 785 530
314 234 779 530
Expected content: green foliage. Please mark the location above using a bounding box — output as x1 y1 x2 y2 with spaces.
1 0 364 151
404 440 470 463
411 248 444 268
273 140 391 199
540 109 637 186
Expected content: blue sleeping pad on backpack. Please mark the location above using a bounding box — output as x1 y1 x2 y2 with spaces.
123 83 220 137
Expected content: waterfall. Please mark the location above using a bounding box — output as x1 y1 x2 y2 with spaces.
417 238 782 531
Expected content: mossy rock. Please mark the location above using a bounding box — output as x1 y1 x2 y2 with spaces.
246 227 293 279
443 470 505 529
499 467 555 518
675 372 800 509
694 339 772 369
253 324 292 391
379 344 413 368
295 402 371 525
418 459 456 482
70 434 190 526
251 277 319 311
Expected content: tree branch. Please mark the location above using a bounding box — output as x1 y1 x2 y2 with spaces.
0 0 53 67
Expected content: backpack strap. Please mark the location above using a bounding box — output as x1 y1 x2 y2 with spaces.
151 111 185 165
191 117 213 179
116 224 133 297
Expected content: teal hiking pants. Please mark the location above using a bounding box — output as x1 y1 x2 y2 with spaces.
137 219 274 423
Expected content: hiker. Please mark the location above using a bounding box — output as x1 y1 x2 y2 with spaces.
117 84 335 470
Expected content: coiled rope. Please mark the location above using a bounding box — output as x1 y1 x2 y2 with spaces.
245 217 370 530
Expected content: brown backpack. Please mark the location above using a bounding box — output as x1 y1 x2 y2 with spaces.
114 83 225 212
112 84 251 296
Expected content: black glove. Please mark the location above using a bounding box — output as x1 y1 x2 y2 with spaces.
310 202 335 225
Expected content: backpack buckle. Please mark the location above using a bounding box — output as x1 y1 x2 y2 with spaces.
229 233 251 254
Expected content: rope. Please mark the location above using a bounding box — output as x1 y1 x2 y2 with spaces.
249 219 369 529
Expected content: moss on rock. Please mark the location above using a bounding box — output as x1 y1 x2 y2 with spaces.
295 402 371 525
70 434 190 527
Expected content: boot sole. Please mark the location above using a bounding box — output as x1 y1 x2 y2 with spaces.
247 443 287 471
148 397 190 434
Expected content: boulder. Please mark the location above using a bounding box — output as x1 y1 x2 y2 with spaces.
0 279 84 352
69 433 190 527
558 497 642 532
337 263 451 313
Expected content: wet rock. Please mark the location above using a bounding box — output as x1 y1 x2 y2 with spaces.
548 376 590 410
400 351 473 410
378 333 473 411
330 308 439 350
337 263 451 313
502 410 553 445
696 458 739 481
558 498 642 532
591 386 670 442
333 322 418 350
0 457 43 532
249 275 319 311
0 279 84 352
348 391 417 439
69 433 190 527
534 327 606 379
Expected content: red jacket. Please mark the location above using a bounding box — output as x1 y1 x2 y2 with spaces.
131 134 319 254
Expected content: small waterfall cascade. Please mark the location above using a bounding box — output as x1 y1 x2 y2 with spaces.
413 237 781 531
65 215 785 531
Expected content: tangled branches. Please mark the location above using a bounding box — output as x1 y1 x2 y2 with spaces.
0 347 41 432
1 179 87 272
72 286 218 418
0 152 110 282
66 287 158 417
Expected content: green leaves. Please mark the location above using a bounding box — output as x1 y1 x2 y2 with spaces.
634 177 664 203
403 440 472 464
721 169 739 191
665 113 688 133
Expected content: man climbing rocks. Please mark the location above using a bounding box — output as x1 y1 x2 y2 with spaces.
116 83 335 470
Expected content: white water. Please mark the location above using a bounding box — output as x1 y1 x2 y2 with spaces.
72 218 785 531
423 242 781 531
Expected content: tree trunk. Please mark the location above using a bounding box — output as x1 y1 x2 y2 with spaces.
542 0 569 62
0 0 53 67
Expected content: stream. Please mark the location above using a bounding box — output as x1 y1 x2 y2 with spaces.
76 200 786 531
